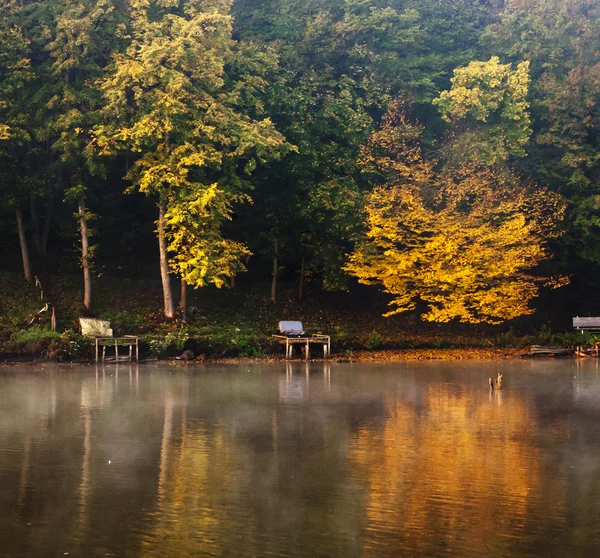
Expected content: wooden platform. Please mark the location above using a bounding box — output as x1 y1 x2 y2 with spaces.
530 345 574 356
272 334 330 359
95 336 139 362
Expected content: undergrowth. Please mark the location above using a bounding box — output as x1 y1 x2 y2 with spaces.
0 271 586 361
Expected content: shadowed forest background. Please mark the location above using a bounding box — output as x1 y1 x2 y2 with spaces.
1 0 599 358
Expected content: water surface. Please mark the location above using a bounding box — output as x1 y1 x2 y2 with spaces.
2 360 600 557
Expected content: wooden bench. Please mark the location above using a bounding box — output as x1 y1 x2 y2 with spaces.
573 317 600 332
272 321 330 360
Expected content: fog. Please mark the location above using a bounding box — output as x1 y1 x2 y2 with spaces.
2 360 600 556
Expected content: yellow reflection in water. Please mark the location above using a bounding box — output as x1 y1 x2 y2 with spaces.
140 409 242 557
349 385 570 555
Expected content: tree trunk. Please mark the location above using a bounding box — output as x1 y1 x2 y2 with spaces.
78 199 92 312
230 275 236 288
158 203 175 318
298 254 305 301
29 197 42 254
16 207 32 282
41 193 53 255
180 279 187 322
271 237 278 304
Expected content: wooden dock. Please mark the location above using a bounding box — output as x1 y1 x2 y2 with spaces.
529 345 575 356
272 334 331 360
95 336 139 362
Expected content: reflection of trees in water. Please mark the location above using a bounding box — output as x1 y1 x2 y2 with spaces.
5 365 600 556
143 364 385 557
348 385 570 556
0 366 165 556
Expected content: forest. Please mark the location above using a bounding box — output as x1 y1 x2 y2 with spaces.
0 0 599 359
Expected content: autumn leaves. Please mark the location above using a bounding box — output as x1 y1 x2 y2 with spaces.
347 62 565 324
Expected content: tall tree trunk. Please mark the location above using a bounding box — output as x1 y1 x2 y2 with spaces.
271 237 278 304
41 193 54 255
158 203 175 318
29 197 42 254
16 207 32 282
230 275 236 288
78 199 92 312
298 254 305 301
180 279 187 322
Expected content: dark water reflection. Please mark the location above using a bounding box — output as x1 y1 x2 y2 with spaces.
2 360 600 556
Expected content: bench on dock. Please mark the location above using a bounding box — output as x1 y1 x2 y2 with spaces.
272 321 330 360
79 318 139 363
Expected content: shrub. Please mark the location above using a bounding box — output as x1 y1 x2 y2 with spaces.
365 330 383 350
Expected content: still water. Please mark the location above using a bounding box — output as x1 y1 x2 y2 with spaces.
2 360 600 557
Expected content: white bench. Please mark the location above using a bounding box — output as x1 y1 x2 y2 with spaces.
573 317 600 332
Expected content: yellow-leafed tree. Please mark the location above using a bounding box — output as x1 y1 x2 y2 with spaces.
346 103 565 324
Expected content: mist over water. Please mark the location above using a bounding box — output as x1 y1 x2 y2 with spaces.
2 360 600 557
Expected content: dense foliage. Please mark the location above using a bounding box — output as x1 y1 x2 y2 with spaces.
1 0 598 325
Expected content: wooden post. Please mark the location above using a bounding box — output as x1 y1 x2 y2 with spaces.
305 338 309 361
51 307 56 332
114 338 118 362
95 338 99 362
136 337 139 362
129 344 132 362
102 345 106 362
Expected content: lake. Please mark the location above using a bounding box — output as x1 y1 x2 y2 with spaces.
2 360 600 557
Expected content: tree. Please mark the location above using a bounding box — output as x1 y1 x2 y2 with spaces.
483 0 600 268
346 103 565 324
433 56 532 166
231 0 500 293
95 0 287 317
0 2 34 282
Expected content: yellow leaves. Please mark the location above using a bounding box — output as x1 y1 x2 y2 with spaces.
347 106 566 324
0 123 11 141
163 181 252 289
433 57 532 165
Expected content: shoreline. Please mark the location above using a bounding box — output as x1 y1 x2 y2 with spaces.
0 347 526 366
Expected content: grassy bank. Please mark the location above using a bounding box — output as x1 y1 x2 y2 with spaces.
0 271 590 362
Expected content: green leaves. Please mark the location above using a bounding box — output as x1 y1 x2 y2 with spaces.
97 0 288 289
434 57 532 165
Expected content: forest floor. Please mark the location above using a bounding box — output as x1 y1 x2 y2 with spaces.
0 271 583 363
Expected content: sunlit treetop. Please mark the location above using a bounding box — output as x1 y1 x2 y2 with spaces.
434 56 532 166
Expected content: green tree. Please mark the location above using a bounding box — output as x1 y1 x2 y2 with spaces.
96 0 288 317
0 2 34 282
433 56 532 166
232 0 498 293
483 0 600 268
47 0 125 311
